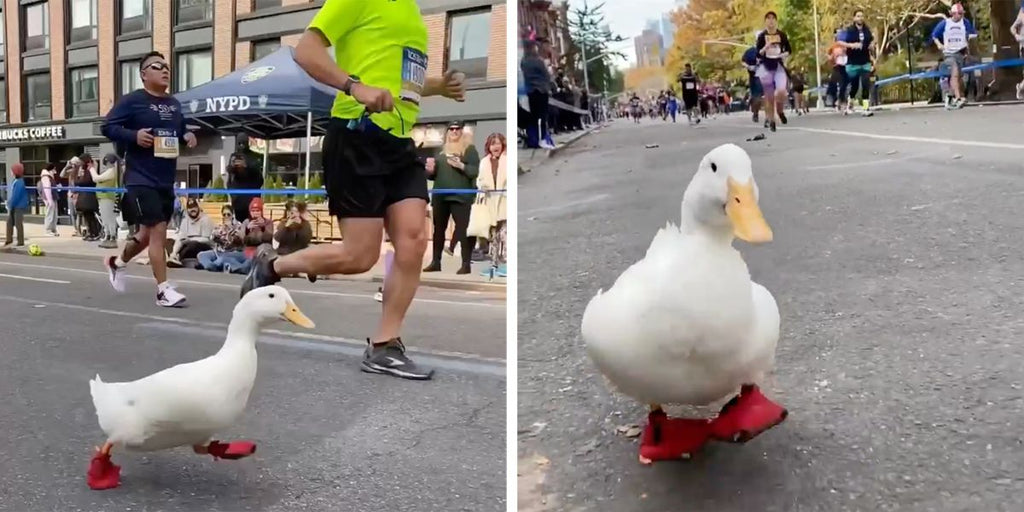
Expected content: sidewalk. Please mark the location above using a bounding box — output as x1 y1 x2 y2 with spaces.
1 222 505 292
518 123 603 173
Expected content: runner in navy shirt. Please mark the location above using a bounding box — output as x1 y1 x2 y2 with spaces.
100 50 197 307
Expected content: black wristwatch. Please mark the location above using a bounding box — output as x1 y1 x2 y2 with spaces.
342 75 361 95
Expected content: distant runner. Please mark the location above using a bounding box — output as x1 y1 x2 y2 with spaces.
755 11 792 132
931 2 977 109
839 10 875 115
742 43 765 126
678 64 701 125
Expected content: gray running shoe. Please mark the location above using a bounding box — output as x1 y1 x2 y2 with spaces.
360 338 434 380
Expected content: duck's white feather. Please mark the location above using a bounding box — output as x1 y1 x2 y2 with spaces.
582 217 779 406
90 346 257 451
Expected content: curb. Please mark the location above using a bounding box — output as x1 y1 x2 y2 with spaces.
0 245 506 293
519 123 605 171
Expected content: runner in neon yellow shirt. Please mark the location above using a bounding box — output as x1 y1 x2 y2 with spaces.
241 0 467 381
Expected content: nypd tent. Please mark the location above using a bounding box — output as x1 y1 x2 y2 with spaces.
174 46 339 139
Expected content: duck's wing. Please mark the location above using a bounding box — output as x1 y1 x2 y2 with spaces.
745 281 781 373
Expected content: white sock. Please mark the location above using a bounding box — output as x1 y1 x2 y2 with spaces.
157 281 171 292
114 256 127 268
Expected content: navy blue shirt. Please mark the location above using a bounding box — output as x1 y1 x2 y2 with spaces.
101 89 189 189
841 24 874 65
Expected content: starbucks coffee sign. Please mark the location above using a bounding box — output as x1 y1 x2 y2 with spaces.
0 125 66 142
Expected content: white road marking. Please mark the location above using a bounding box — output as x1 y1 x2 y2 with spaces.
0 260 504 309
781 126 1024 150
0 273 70 284
521 193 610 216
0 294 506 367
803 152 927 170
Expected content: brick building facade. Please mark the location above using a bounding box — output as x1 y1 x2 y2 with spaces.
0 0 507 188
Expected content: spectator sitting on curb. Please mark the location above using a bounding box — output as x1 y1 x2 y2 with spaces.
168 197 215 268
274 200 312 256
225 196 274 275
196 204 244 272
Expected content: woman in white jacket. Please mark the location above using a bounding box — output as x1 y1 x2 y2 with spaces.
88 154 120 248
476 133 507 275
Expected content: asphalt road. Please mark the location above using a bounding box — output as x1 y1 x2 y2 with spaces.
518 105 1024 512
0 253 506 511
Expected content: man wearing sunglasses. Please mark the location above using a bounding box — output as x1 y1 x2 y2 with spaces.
240 0 466 380
101 51 198 307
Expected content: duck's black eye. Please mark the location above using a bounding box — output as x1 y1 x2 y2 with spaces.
711 163 717 172
269 293 275 299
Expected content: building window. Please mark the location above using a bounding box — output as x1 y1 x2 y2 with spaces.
176 50 212 92
69 0 98 43
70 67 99 117
251 39 279 61
253 0 279 10
23 2 50 52
120 0 150 34
119 60 142 96
176 0 212 25
446 9 491 81
0 80 7 123
0 9 6 56
25 73 51 121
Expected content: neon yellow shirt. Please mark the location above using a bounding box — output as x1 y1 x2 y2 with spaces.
308 0 428 138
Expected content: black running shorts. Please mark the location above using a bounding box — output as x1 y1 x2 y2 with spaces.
321 118 429 218
122 185 174 227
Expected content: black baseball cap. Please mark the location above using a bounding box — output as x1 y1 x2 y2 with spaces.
101 153 120 166
448 120 465 130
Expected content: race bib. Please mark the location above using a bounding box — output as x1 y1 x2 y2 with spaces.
400 47 427 105
766 45 782 58
836 55 848 65
685 82 695 90
153 129 178 159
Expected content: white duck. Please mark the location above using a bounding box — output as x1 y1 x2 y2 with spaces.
86 285 315 490
581 143 786 464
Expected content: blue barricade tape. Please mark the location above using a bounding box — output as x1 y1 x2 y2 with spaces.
874 57 1024 87
24 186 504 195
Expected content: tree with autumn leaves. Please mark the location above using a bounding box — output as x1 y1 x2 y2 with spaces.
663 0 1021 99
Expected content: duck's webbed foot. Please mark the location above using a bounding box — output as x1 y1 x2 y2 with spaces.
709 384 788 443
87 442 121 490
195 440 257 460
638 405 711 465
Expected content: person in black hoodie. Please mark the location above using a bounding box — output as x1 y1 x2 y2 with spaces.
226 152 264 223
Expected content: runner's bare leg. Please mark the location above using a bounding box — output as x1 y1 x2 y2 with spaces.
376 198 429 342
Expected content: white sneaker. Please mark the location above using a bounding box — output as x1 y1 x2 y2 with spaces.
104 256 126 293
156 286 186 307
373 287 383 303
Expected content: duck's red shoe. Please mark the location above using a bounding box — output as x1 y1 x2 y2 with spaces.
709 384 788 443
206 440 257 460
638 410 711 464
86 452 121 490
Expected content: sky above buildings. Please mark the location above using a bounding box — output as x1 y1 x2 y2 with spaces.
569 0 683 68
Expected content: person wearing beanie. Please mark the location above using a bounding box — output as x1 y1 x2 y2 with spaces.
90 153 122 248
167 197 215 267
4 162 28 246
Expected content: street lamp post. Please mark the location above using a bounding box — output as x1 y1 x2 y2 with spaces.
813 0 824 109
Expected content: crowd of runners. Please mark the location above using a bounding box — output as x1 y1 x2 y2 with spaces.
613 2 991 131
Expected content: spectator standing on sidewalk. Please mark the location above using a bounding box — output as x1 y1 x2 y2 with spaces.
521 41 555 149
90 153 122 249
4 162 27 247
476 132 507 277
39 164 59 236
74 154 103 242
60 158 82 237
227 152 264 223
424 121 479 275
